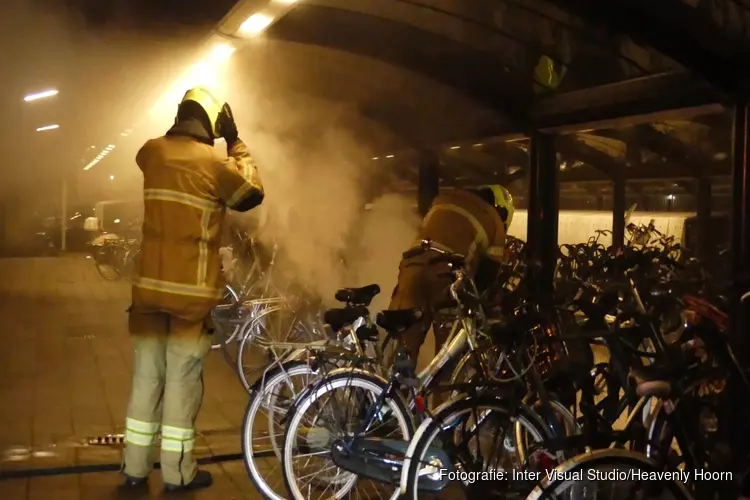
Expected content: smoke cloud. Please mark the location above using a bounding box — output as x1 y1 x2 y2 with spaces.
223 92 419 305
207 40 426 306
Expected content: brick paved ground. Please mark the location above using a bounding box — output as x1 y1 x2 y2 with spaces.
0 256 263 499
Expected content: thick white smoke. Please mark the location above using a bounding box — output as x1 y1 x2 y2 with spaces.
217 88 419 306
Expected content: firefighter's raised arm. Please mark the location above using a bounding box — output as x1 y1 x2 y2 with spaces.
214 140 264 212
215 103 264 212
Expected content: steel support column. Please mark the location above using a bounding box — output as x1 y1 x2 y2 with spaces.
417 150 439 217
612 175 626 249
727 103 750 499
731 104 750 354
61 176 67 252
527 133 559 302
697 180 712 263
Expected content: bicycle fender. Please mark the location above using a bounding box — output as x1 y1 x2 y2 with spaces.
319 366 390 385
285 367 390 420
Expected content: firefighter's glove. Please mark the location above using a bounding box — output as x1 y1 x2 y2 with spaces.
217 103 239 147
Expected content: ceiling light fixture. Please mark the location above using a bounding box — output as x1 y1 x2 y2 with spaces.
239 13 274 36
24 89 59 102
209 43 236 62
84 145 116 170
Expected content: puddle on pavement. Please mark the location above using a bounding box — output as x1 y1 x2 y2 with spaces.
2 445 60 462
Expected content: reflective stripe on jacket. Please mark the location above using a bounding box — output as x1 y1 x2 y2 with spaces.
415 190 506 272
132 136 264 321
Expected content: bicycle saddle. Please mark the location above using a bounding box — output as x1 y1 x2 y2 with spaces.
334 284 380 306
629 365 673 399
323 306 369 332
376 308 423 334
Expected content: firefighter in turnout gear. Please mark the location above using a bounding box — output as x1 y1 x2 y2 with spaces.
387 185 514 365
120 87 264 492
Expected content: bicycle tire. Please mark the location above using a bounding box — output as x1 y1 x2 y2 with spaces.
94 261 121 281
236 306 322 391
242 361 319 500
401 394 549 500
281 369 414 500
525 449 693 500
93 246 121 281
210 284 241 359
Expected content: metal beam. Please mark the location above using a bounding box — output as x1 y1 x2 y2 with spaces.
594 125 708 178
418 151 440 216
531 72 725 133
559 166 695 183
557 136 622 178
548 0 750 98
439 153 497 184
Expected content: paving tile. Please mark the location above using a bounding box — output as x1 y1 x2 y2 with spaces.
28 474 80 500
0 256 250 499
0 478 28 500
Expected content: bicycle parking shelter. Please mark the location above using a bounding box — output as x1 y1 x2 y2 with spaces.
251 0 750 353
241 3 750 474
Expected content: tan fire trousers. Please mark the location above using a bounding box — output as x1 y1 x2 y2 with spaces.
122 311 212 486
388 253 455 363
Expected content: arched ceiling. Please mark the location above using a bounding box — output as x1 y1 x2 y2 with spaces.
263 0 691 133
550 0 750 96
227 39 512 152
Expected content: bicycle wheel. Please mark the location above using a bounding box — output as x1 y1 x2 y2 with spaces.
210 284 242 366
237 305 324 391
525 449 693 500
93 246 120 281
281 369 414 500
243 360 319 500
401 394 549 500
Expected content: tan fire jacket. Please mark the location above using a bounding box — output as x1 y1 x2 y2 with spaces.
415 190 506 272
131 136 264 321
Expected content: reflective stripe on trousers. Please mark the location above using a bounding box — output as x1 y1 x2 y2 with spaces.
161 425 196 453
125 417 160 447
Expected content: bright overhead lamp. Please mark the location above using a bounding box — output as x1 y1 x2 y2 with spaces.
36 124 59 132
24 89 59 102
239 13 274 36
209 43 236 62
274 0 297 3
109 175 115 180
